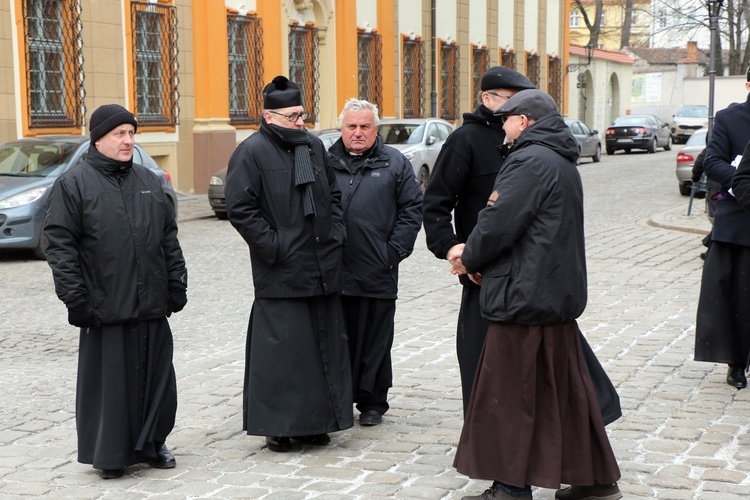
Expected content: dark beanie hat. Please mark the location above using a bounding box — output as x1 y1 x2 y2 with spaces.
263 76 302 109
481 66 535 91
89 104 138 144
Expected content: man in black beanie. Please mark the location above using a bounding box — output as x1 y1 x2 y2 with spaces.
423 66 535 415
225 76 353 452
43 104 187 479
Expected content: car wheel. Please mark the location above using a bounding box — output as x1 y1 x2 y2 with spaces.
214 210 228 220
679 183 691 196
32 228 47 260
575 147 582 165
664 136 672 151
592 145 602 163
647 138 657 153
606 147 615 155
624 148 632 154
418 166 429 193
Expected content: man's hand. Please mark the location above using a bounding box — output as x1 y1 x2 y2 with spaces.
468 273 482 286
446 243 466 275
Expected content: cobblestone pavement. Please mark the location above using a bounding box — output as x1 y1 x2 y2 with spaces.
1 149 749 499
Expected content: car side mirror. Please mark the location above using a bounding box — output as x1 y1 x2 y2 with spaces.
426 136 436 146
591 130 598 135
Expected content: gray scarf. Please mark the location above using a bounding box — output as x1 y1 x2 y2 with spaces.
265 121 317 217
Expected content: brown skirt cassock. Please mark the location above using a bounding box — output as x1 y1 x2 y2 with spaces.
453 321 620 489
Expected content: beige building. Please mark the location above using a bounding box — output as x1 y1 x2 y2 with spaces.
1 0 569 194
569 0 652 51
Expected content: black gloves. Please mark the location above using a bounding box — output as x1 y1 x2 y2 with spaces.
168 288 188 315
67 303 100 328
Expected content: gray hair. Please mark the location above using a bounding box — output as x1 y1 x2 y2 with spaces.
338 98 380 125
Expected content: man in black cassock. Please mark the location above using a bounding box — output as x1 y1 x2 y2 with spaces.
44 104 187 479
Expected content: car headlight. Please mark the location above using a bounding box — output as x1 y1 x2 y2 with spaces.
0 186 48 209
402 150 416 160
209 176 224 186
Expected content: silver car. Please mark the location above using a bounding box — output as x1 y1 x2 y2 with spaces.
565 119 602 163
670 105 708 144
675 128 707 196
0 136 177 259
377 118 455 192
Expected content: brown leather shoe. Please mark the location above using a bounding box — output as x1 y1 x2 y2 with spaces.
555 483 622 500
462 482 531 500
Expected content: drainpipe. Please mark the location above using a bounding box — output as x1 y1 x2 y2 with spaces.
431 0 437 117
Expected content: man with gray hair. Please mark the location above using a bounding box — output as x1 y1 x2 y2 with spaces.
328 98 423 426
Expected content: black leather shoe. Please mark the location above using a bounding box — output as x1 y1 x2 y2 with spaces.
149 443 176 469
100 469 124 479
726 366 747 389
359 410 383 426
293 433 330 445
265 436 292 452
555 483 622 500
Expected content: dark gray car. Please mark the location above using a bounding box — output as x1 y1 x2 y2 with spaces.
0 136 177 259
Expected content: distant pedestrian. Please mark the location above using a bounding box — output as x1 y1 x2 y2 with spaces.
422 66 535 414
454 90 621 500
44 104 187 479
328 99 423 426
695 70 750 389
225 76 353 452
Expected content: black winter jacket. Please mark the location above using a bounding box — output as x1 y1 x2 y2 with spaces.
225 122 346 298
704 93 750 246
422 105 510 287
462 112 587 325
329 136 423 299
44 145 187 324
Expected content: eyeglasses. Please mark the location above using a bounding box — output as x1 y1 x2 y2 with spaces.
268 110 309 122
500 114 521 124
485 91 513 100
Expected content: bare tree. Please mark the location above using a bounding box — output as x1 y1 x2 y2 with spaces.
620 0 636 48
573 0 604 47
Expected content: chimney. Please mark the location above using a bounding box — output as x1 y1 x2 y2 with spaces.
678 41 700 63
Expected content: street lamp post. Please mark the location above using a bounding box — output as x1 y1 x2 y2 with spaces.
566 43 595 75
706 0 724 137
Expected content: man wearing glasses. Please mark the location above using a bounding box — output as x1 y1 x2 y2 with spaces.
225 76 353 452
422 66 534 415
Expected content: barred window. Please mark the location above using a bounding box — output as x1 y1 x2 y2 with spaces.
228 14 264 126
526 52 540 87
289 24 319 124
130 1 179 127
22 0 84 129
548 56 562 107
402 37 424 118
472 45 489 103
439 40 459 121
357 31 383 110
500 48 516 70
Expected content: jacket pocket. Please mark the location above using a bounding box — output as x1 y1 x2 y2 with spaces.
479 260 512 319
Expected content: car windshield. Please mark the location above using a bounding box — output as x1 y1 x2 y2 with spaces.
0 140 79 177
677 107 708 118
379 124 426 145
612 116 650 127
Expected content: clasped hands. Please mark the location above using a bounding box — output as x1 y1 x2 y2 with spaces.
446 243 482 285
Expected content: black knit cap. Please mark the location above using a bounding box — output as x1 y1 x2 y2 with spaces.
481 66 535 91
89 104 138 144
263 76 302 109
494 89 559 121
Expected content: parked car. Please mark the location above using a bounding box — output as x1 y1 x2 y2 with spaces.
675 128 708 196
376 118 455 192
605 114 672 155
565 119 602 163
0 136 177 259
670 105 708 144
208 129 341 219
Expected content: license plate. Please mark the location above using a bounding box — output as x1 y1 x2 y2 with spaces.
617 138 633 143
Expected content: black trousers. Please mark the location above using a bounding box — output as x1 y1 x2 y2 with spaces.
457 284 490 415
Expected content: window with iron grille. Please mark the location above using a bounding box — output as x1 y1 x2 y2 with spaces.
500 48 516 70
548 56 562 107
439 40 459 120
402 37 424 118
228 14 264 126
130 1 179 127
472 45 489 103
21 0 85 129
526 52 540 87
289 24 319 124
357 31 383 110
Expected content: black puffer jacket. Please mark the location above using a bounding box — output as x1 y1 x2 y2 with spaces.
329 136 423 299
44 145 187 324
462 112 587 325
422 105 510 286
225 122 346 298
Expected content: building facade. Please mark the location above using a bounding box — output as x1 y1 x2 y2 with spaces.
2 0 568 194
569 0 652 51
